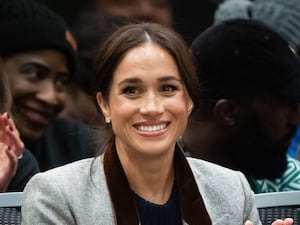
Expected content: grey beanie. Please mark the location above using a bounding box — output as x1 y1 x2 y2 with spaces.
214 0 252 23
214 0 300 50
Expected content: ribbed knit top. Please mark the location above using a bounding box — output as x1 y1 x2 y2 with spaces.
133 185 182 225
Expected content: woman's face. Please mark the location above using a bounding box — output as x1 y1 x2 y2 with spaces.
3 49 70 141
97 43 193 157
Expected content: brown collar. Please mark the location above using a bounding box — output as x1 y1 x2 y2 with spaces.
103 144 212 225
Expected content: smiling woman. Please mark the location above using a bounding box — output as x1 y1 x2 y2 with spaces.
96 43 193 158
21 22 274 225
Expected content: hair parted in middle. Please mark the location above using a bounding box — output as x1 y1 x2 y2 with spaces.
91 22 200 154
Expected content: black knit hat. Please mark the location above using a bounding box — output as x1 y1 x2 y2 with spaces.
0 0 77 75
191 19 300 101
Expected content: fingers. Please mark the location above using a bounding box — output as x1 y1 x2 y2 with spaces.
5 147 18 172
246 218 293 225
5 125 24 157
283 218 293 225
0 143 18 192
271 218 294 225
0 113 8 141
5 113 21 138
0 112 24 157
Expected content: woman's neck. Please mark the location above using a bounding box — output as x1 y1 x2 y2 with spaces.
116 146 175 204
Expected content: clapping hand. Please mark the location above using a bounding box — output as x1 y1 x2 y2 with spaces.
0 112 24 192
245 218 294 225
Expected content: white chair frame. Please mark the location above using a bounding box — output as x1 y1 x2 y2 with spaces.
0 192 23 207
255 191 300 208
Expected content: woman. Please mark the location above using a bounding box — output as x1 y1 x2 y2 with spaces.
21 23 292 225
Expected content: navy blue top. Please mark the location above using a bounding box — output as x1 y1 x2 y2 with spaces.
134 185 182 225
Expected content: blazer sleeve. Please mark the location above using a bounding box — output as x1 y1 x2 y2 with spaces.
22 172 76 225
237 171 262 225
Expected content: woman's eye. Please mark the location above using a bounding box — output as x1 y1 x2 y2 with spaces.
122 87 139 95
162 84 178 92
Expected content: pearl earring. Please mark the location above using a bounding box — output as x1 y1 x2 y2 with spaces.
105 118 111 123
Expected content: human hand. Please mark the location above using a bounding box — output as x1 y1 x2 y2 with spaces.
245 218 293 225
0 112 24 192
0 112 24 158
0 142 18 192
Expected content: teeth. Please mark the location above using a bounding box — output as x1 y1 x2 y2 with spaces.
136 124 166 132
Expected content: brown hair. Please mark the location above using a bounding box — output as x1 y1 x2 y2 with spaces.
91 22 200 155
0 59 12 113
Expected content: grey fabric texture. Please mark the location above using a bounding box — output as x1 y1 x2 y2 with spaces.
21 156 261 225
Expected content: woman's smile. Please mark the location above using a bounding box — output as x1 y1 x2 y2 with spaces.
134 122 168 132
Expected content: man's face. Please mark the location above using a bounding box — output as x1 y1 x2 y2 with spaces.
227 93 300 179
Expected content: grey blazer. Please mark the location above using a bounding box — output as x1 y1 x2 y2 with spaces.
21 156 261 225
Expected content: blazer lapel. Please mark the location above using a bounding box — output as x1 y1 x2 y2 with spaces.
104 145 140 225
175 144 212 225
104 144 212 225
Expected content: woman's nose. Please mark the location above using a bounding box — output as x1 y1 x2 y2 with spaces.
139 92 163 116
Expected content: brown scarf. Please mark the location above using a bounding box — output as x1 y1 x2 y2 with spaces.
103 144 212 225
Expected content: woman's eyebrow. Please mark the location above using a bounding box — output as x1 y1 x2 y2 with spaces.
118 78 142 87
158 76 182 82
117 76 182 87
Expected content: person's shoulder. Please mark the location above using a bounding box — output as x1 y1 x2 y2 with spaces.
187 156 240 175
42 157 98 176
186 156 246 185
30 156 100 185
250 156 300 193
24 156 104 195
186 156 255 218
7 148 40 191
286 155 300 171
287 155 300 166
19 148 39 167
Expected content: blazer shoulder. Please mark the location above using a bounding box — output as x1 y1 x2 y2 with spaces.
187 157 246 184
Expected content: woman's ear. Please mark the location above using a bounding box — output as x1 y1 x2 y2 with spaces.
187 98 194 117
214 99 238 126
96 92 111 120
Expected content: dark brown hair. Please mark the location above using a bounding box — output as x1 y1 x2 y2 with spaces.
0 59 11 113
